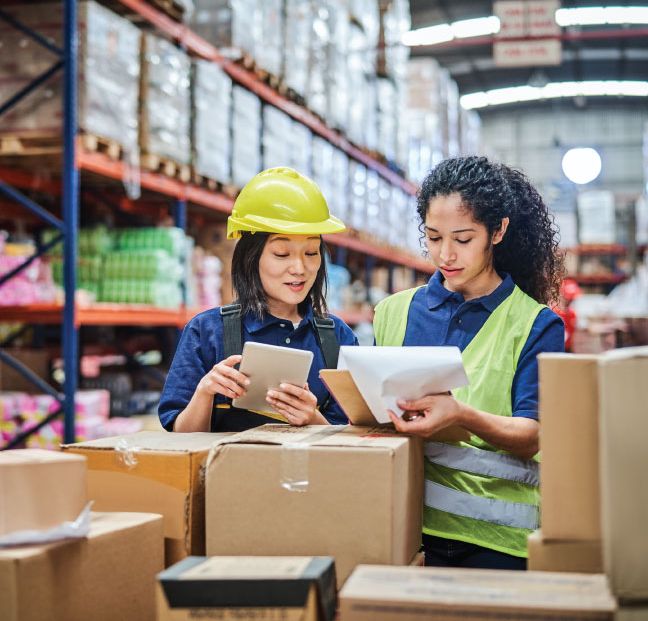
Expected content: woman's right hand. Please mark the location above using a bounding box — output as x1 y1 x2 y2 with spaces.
196 355 249 399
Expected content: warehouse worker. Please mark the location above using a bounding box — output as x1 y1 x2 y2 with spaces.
159 167 358 432
374 156 565 570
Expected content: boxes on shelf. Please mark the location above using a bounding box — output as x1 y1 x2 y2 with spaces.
193 222 235 305
307 3 330 120
349 161 368 231
377 0 410 80
157 556 337 621
62 431 232 567
140 33 191 166
0 449 86 537
0 1 140 156
231 85 262 188
330 148 350 223
528 530 603 573
0 512 164 621
0 252 57 306
192 59 232 183
189 0 259 61
263 105 294 170
326 0 350 132
257 0 284 78
578 191 617 245
312 137 335 214
205 424 424 588
339 565 616 621
289 122 313 176
283 0 312 98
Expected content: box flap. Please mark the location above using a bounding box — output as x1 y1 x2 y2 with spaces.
63 431 231 453
600 345 648 363
0 449 86 466
158 556 336 619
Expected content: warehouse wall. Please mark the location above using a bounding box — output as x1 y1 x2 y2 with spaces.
479 101 648 199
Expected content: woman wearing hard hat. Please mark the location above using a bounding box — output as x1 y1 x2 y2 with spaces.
159 167 358 432
373 157 565 570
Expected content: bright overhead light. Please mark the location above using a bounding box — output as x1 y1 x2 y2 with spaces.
562 148 602 184
555 6 648 26
403 16 499 46
460 80 648 109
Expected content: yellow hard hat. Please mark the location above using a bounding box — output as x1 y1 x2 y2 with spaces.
227 167 346 239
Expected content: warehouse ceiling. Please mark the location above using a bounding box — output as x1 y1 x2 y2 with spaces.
407 0 648 98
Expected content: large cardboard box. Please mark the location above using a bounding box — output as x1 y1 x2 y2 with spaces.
62 431 231 566
598 348 648 601
205 425 423 587
0 449 86 537
528 529 602 573
538 354 601 540
157 556 337 621
339 565 617 621
0 511 164 621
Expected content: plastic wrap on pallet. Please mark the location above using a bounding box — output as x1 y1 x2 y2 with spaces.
377 0 410 79
312 137 335 214
366 170 380 234
189 0 259 60
459 108 482 155
283 0 313 98
231 85 262 188
256 0 283 77
376 77 398 163
446 76 461 157
347 22 372 147
262 105 293 170
307 2 330 120
116 227 187 258
395 79 410 171
325 0 350 132
376 177 392 244
330 149 350 222
0 1 140 154
192 59 232 183
349 161 368 231
350 0 380 68
141 33 191 165
99 279 183 308
289 122 313 176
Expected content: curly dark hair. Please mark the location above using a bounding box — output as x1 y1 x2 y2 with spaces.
416 156 564 304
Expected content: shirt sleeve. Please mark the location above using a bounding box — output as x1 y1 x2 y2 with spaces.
158 314 214 431
511 307 565 420
321 317 359 425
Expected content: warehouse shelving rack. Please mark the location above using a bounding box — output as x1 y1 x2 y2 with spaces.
0 0 430 448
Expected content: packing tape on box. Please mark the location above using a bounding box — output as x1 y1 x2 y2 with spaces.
114 437 142 469
280 427 345 493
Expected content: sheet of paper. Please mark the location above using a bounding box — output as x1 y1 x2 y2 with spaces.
338 346 469 424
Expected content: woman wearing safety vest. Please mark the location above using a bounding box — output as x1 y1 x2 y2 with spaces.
159 167 358 432
374 156 565 569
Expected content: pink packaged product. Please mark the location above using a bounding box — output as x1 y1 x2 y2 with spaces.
0 256 57 305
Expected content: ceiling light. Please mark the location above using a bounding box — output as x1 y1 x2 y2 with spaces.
403 16 499 46
402 24 453 46
555 6 648 26
460 80 648 109
562 148 602 184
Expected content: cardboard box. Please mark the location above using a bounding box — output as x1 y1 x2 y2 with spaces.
205 424 423 587
528 529 602 573
0 511 164 621
157 556 337 621
538 354 601 540
339 565 617 621
615 608 648 621
0 449 86 537
62 431 231 566
0 349 50 393
598 347 648 601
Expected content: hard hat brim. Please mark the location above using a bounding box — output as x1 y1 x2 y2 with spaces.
227 213 346 239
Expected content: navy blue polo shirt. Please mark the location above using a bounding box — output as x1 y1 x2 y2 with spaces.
402 271 564 420
158 303 358 430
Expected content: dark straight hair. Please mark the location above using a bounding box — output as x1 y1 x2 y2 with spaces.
231 232 330 318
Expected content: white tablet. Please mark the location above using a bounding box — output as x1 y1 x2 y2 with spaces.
232 341 314 414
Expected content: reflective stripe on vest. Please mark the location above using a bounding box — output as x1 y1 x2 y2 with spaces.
425 480 539 530
425 441 539 487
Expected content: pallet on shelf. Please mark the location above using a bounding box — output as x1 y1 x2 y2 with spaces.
0 134 61 157
141 152 191 183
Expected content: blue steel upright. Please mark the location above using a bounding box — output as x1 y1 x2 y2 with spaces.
62 0 79 444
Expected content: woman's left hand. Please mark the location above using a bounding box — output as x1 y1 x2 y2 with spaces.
266 383 328 426
388 393 465 438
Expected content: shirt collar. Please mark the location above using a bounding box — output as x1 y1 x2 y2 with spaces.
243 301 314 334
425 270 515 312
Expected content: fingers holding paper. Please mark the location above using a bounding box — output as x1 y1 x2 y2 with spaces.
388 393 464 439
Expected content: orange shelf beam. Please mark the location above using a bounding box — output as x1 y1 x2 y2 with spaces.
0 304 204 327
571 273 627 285
324 233 434 273
114 0 417 195
566 244 627 256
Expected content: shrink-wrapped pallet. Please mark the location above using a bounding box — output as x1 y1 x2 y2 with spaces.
231 85 261 187
283 0 312 97
262 105 293 170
